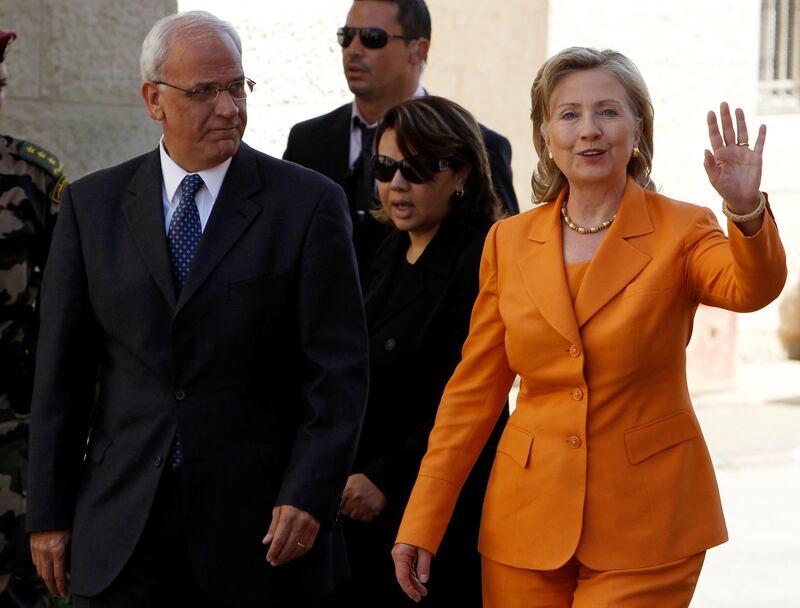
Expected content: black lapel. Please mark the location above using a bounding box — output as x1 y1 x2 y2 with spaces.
326 104 353 188
364 232 408 328
413 219 476 279
122 149 178 309
175 143 263 315
365 220 476 332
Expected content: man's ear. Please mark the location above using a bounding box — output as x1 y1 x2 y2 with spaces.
141 81 165 121
409 38 430 66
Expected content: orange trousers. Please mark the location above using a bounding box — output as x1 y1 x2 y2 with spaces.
482 552 705 608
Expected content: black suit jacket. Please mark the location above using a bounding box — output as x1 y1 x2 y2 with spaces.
338 218 506 606
283 102 519 278
27 143 368 604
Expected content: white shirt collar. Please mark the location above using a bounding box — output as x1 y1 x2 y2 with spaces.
159 137 232 205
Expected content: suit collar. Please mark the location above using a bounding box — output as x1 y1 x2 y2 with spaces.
123 149 178 309
573 177 653 326
365 233 422 330
175 143 263 315
123 144 265 316
329 104 353 184
519 196 580 344
158 139 233 203
365 218 479 330
414 217 480 276
518 176 654 343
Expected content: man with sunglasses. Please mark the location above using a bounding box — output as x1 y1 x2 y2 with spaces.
283 0 519 280
26 11 368 607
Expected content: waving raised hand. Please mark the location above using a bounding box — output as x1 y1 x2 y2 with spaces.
704 102 766 213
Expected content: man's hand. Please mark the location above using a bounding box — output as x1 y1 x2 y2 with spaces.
340 473 387 521
262 505 320 566
30 530 71 597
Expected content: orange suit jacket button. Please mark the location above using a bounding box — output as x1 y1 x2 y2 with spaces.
569 344 582 357
568 436 582 449
571 388 584 401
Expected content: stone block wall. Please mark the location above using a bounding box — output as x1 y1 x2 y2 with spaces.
0 0 176 179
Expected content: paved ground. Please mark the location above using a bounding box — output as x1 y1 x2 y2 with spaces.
690 359 800 608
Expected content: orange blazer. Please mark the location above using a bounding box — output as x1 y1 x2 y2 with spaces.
396 177 787 571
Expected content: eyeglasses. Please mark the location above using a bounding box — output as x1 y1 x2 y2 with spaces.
372 154 453 184
154 77 256 103
337 27 416 49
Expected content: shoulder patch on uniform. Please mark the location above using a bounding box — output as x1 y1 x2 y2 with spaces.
49 174 69 205
13 140 65 178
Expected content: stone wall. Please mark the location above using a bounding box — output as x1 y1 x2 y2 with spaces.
0 0 176 179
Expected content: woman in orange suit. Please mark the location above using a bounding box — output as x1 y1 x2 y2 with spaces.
391 47 787 607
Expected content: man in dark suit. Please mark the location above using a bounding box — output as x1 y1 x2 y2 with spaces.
283 0 519 279
26 11 368 607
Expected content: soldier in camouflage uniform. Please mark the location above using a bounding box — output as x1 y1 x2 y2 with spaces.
0 30 68 607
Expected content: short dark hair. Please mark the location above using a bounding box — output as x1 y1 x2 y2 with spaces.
372 96 503 227
355 0 431 40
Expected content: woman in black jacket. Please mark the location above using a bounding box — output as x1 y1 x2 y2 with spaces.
330 96 507 607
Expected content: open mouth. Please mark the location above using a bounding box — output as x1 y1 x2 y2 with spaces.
392 203 414 218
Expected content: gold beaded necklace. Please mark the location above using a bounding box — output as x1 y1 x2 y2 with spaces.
561 200 616 235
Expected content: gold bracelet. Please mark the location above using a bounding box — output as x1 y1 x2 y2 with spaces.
721 192 766 223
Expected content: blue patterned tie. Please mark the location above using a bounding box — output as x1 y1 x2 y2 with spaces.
167 173 203 470
168 173 204 289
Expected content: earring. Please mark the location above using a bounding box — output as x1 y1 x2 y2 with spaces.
632 146 641 158
547 150 553 160
455 187 465 199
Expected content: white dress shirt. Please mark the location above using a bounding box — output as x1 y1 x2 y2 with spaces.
159 138 233 233
348 84 426 167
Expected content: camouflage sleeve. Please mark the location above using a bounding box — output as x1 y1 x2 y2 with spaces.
0 137 68 586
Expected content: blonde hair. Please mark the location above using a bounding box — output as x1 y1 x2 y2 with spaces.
530 47 655 204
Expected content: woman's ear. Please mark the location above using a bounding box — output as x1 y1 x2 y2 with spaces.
540 122 550 148
457 162 472 190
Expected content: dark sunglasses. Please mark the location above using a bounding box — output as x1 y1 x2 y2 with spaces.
337 27 416 49
372 154 454 184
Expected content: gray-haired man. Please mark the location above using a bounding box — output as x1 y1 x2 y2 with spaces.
27 11 367 606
